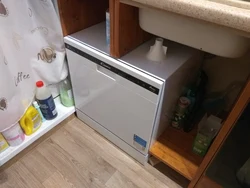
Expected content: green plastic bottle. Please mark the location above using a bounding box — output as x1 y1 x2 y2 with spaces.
59 78 74 107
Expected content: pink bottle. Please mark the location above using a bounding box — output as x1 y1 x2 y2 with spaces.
2 122 25 146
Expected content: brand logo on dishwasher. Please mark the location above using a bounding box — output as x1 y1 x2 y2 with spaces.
149 86 156 92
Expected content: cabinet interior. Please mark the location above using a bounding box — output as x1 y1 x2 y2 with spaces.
206 102 250 188
150 56 250 181
58 0 151 58
57 0 109 36
57 0 250 185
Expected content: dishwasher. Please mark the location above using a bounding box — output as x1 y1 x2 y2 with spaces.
64 23 201 164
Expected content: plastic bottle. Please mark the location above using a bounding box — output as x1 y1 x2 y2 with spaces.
20 106 42 135
2 122 25 146
106 9 110 48
59 78 74 107
36 81 57 120
33 101 46 122
0 133 9 153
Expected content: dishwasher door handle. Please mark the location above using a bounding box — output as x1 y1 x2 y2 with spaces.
96 65 116 81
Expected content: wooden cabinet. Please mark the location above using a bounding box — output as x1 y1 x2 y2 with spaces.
192 80 250 187
57 1 250 187
150 126 203 181
149 80 250 187
58 0 109 36
195 176 222 188
58 0 150 58
110 0 151 57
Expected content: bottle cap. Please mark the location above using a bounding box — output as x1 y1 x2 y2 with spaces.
33 101 39 108
36 81 44 88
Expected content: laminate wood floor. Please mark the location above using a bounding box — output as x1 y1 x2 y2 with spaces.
0 117 186 188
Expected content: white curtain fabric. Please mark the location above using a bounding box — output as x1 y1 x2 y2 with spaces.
0 0 67 131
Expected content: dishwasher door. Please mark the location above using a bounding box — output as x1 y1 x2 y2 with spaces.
66 45 163 155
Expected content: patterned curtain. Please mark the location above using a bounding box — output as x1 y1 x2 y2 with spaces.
0 0 67 131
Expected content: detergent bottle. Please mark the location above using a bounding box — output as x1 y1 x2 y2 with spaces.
20 106 42 135
59 78 74 107
36 81 57 120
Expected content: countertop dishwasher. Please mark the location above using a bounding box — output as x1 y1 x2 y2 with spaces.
64 23 202 164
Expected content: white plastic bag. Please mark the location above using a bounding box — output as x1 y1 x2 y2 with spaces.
0 0 67 131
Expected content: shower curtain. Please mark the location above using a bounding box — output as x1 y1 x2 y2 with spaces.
0 0 67 131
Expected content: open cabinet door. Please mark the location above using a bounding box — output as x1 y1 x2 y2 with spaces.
190 79 250 188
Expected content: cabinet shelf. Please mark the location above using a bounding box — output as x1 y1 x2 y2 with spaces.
58 0 150 58
58 0 109 37
150 126 204 180
69 22 109 55
0 97 75 166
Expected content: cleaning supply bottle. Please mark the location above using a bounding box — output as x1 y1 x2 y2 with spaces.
33 101 46 122
59 78 74 107
0 133 9 153
2 122 25 146
36 81 57 120
20 106 42 135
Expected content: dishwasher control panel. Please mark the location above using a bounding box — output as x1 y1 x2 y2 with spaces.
65 43 160 95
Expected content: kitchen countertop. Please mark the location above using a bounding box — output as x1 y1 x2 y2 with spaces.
122 0 250 34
